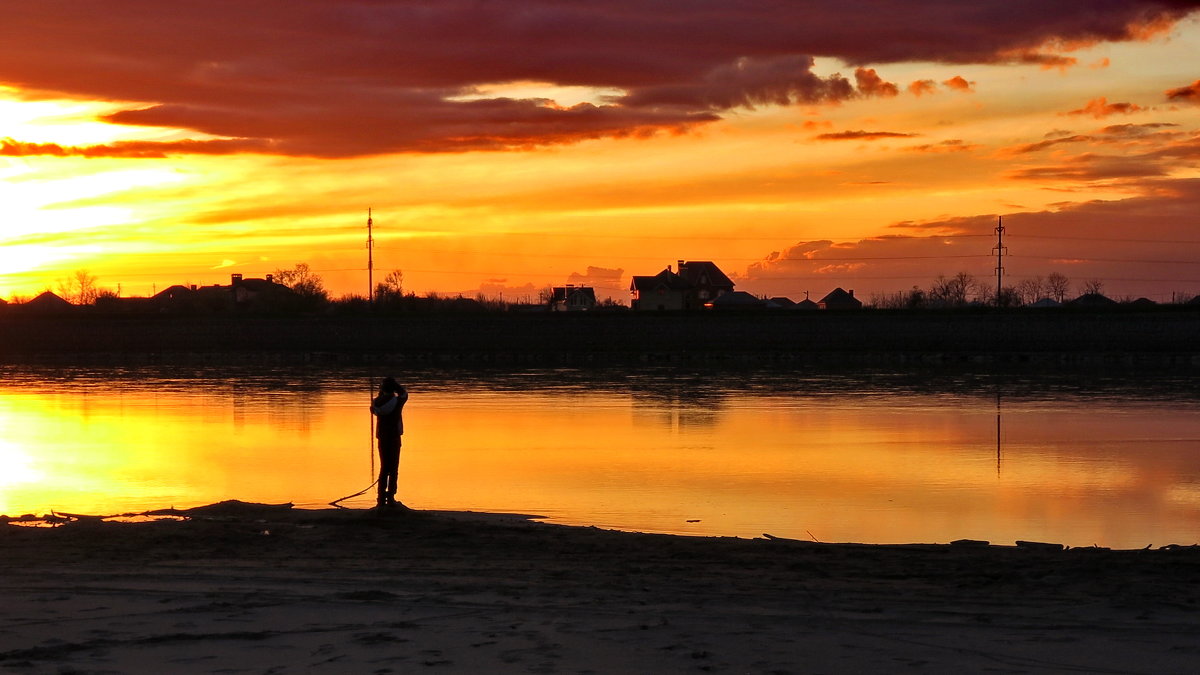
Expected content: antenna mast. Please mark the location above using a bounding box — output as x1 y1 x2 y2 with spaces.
993 215 1007 306
367 208 374 306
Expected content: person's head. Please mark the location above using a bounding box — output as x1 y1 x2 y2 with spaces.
380 376 401 395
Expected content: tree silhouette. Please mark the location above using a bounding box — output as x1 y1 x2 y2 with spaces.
375 269 404 301
1047 272 1070 303
56 269 99 305
273 263 329 306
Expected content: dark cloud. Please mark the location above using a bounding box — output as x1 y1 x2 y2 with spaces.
1004 135 1095 154
816 130 916 141
1 1 1197 156
739 178 1200 301
620 55 856 111
906 139 980 153
1166 79 1200 102
1004 132 1200 180
1 137 266 158
1099 122 1179 136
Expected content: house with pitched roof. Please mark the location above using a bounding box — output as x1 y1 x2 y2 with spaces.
675 260 735 305
550 285 597 311
630 266 693 311
21 291 74 314
630 261 736 311
818 287 862 310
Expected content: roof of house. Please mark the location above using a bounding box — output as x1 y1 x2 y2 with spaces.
552 286 597 302
819 287 861 306
235 277 291 293
794 298 820 310
25 291 73 310
631 268 692 292
153 285 195 301
677 261 734 289
710 291 765 308
1069 292 1118 307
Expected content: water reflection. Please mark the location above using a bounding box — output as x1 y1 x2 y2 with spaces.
1 365 1198 549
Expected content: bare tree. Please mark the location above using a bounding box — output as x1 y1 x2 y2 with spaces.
374 269 404 301
1046 272 1070 303
1015 276 1045 305
56 269 99 305
273 263 329 305
929 272 978 307
1082 278 1104 295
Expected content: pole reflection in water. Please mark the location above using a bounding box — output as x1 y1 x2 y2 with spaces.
1 367 1198 549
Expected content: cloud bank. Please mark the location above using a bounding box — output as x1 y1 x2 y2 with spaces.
739 179 1200 301
1 1 1196 156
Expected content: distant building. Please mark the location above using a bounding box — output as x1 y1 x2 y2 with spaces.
710 291 767 310
21 291 73 314
1067 292 1118 308
766 297 796 309
630 267 695 311
550 285 597 312
630 261 735 311
676 260 735 305
135 274 299 313
818 287 862 310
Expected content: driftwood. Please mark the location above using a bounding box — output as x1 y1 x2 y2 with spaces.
1015 540 1065 551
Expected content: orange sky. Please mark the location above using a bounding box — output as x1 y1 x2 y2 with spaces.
2 2 1199 303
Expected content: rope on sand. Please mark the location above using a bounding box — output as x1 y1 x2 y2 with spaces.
328 479 379 508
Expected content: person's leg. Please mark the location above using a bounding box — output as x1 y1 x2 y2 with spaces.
376 454 389 506
381 439 401 505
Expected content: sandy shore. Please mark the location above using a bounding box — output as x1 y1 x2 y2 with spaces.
2 502 1198 674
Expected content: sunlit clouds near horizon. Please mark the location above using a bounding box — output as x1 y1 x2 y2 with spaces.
2 2 1200 302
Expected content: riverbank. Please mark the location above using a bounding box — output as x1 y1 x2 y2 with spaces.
2 308 1199 367
2 502 1198 673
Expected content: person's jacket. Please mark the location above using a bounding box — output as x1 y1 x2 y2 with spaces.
371 388 407 440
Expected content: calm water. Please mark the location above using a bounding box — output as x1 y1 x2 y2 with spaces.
2 365 1198 549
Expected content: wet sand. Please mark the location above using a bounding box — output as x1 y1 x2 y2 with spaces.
2 501 1198 673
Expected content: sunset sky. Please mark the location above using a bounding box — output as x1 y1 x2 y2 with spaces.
2 1 1199 304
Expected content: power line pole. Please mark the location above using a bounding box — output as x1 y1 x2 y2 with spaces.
367 208 374 306
993 215 1007 307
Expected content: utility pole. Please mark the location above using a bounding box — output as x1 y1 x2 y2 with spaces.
366 208 374 306
993 215 1006 307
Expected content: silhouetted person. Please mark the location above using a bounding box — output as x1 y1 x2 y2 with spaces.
370 377 408 508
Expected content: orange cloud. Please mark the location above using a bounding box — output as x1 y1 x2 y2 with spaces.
908 80 937 97
1065 97 1146 118
942 76 975 93
1166 80 1200 103
854 68 899 98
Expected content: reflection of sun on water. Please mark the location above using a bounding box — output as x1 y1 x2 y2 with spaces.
0 439 45 515
0 439 43 486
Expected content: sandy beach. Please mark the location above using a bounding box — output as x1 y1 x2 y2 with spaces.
2 502 1198 674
